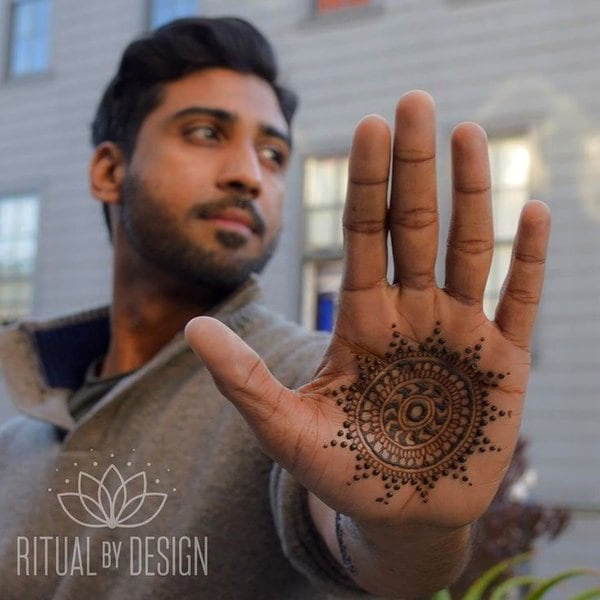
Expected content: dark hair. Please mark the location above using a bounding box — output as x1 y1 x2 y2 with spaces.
91 17 298 233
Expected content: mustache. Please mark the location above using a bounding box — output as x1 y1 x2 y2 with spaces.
193 197 266 236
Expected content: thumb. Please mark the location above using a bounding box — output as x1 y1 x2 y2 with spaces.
184 316 296 442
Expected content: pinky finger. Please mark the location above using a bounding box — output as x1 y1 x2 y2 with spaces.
495 200 552 349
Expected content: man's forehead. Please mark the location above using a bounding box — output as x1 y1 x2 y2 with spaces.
156 68 288 133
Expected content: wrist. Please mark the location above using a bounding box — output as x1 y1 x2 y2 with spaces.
351 513 473 554
338 512 473 595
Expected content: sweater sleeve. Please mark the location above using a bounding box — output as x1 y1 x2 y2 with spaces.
247 309 381 597
270 465 378 599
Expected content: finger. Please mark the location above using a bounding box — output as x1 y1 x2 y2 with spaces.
184 316 299 447
341 115 391 291
444 122 493 305
495 200 551 347
389 91 438 289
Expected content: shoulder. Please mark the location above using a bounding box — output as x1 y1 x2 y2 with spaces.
0 414 58 457
240 304 330 389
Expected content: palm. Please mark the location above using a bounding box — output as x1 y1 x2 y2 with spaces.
290 288 528 527
186 91 550 533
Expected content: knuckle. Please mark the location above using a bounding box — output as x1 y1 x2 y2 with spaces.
444 286 479 307
454 181 490 195
348 175 388 187
391 207 437 230
343 218 384 235
505 286 540 306
401 272 436 290
514 251 546 266
393 149 435 164
238 356 264 393
448 237 494 256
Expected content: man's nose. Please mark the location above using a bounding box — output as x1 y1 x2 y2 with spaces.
216 142 262 198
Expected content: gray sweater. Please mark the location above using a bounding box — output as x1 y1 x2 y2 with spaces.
0 281 371 600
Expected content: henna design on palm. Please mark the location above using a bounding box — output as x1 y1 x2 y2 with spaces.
325 323 509 504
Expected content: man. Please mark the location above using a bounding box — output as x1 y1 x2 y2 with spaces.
0 16 550 599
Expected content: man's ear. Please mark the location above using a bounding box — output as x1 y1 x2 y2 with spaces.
89 142 127 204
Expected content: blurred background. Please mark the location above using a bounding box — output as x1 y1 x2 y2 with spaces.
0 0 598 596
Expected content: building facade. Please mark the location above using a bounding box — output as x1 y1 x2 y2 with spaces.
0 0 599 592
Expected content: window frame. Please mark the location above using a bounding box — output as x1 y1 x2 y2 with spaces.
146 0 199 30
484 131 533 318
301 153 349 330
6 0 52 79
0 192 40 323
302 154 349 259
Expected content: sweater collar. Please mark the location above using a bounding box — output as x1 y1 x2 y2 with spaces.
0 277 262 430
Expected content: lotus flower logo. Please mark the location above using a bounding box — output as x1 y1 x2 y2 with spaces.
57 464 168 529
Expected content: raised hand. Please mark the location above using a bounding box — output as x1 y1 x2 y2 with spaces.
185 90 551 592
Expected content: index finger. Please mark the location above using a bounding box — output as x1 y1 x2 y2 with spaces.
495 200 551 347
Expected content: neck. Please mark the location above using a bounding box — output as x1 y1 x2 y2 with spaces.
101 240 232 378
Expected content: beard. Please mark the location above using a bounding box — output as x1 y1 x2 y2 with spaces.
119 173 279 294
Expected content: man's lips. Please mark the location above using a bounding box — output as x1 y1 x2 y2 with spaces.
202 208 257 235
194 199 266 236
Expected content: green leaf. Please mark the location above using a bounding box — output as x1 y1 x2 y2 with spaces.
525 569 595 600
430 590 452 600
463 553 532 600
570 586 600 600
489 575 542 600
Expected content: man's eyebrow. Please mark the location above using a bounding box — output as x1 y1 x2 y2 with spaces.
260 124 292 150
170 106 235 123
170 106 291 149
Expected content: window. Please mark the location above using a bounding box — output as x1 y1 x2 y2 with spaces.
315 0 372 13
149 0 198 29
0 195 40 323
485 135 531 317
8 0 51 77
302 156 348 331
302 139 532 329
302 259 343 332
304 156 348 253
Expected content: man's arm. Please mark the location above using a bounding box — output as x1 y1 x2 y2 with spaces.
309 492 471 598
185 90 551 598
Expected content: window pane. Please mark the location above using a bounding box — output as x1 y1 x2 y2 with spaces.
10 0 51 76
484 135 531 315
315 261 343 331
0 195 40 321
484 243 512 319
15 4 34 35
36 0 50 27
490 136 530 240
304 155 347 254
490 139 530 187
304 156 348 208
306 209 342 250
493 188 528 239
31 37 47 70
150 0 198 29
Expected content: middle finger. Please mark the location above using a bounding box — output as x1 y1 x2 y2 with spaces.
389 91 439 290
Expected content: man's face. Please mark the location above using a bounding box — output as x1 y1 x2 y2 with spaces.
119 68 291 293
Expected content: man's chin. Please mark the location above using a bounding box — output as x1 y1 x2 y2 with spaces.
170 253 271 293
215 229 250 250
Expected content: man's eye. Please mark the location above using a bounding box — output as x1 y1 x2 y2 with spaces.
260 147 286 167
186 125 219 141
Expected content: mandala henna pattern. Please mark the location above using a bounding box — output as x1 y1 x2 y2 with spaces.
325 323 509 504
